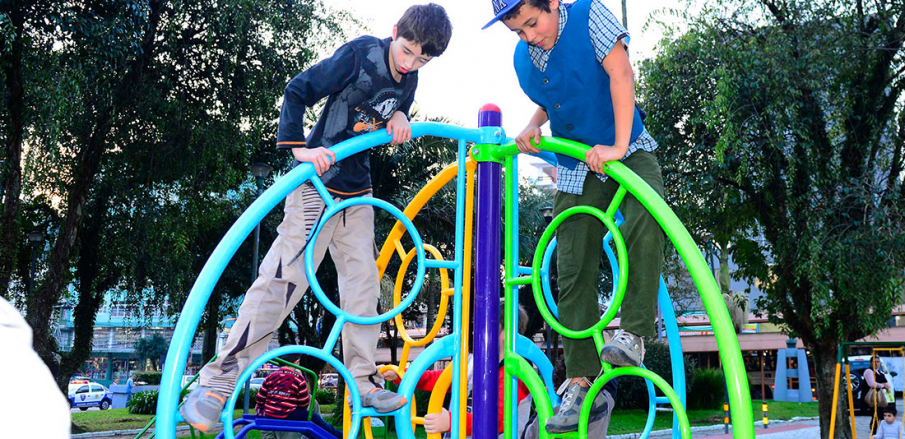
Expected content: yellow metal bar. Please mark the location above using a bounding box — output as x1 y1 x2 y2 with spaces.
426 365 455 439
829 362 841 438
845 363 857 439
393 244 451 347
376 160 468 276
459 162 475 439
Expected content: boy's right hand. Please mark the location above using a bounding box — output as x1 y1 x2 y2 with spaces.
381 370 400 382
293 147 336 176
515 125 542 154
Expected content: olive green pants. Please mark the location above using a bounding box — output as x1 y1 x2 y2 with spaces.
554 150 665 378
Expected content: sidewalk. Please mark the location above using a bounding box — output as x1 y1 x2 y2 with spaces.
697 422 819 439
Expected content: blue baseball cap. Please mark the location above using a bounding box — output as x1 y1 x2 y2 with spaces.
483 0 524 29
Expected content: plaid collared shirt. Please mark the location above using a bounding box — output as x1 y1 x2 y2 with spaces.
528 0 659 195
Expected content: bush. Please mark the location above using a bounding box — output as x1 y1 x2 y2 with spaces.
128 390 159 414
315 389 336 405
687 368 725 410
613 340 696 410
135 371 162 385
240 387 259 407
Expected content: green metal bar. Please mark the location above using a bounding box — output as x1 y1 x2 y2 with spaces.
505 355 553 439
491 136 753 438
503 155 518 439
139 356 219 439
531 205 628 339
588 368 690 439
505 276 534 286
605 186 627 219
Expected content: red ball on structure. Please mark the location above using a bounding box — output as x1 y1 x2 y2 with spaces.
479 103 501 113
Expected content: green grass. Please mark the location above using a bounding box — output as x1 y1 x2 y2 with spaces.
607 401 819 435
69 401 817 437
70 408 249 434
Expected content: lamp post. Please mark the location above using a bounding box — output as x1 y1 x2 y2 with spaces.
27 231 44 297
539 206 554 361
244 162 272 414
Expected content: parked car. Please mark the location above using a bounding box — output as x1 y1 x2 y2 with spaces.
68 383 112 411
847 355 898 415
250 377 265 390
69 376 91 385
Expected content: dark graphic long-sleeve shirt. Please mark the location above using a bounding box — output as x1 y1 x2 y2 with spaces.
277 36 417 198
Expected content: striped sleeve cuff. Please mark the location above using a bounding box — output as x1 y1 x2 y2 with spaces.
277 141 307 150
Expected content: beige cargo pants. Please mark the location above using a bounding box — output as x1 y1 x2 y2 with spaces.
199 183 384 396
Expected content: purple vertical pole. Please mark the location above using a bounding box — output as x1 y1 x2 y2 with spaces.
474 103 502 439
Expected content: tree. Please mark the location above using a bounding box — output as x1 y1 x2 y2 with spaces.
639 1 905 436
0 0 350 380
135 334 169 371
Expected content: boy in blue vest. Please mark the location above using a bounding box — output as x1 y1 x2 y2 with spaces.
180 4 453 432
485 0 665 433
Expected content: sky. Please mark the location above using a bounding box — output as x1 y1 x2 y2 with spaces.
328 0 690 138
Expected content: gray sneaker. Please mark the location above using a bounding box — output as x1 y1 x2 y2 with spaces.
599 330 644 367
179 387 227 432
361 388 407 413
545 379 610 434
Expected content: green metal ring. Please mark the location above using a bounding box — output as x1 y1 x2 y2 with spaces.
531 205 628 339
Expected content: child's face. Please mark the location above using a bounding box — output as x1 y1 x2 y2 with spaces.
389 26 434 75
886 412 896 423
502 0 561 51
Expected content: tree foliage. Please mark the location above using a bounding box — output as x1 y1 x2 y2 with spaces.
134 334 168 370
640 0 905 436
0 0 351 387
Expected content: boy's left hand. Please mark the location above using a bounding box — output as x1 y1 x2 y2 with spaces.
387 111 412 145
424 408 451 434
585 144 628 175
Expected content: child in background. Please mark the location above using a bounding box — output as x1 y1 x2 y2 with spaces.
256 354 341 439
873 407 902 439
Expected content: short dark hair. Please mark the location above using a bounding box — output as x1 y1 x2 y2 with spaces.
395 3 453 57
500 302 529 335
281 353 303 364
501 0 552 22
886 406 899 416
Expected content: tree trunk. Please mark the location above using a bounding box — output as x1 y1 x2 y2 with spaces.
389 322 398 365
25 0 164 368
56 282 105 391
0 6 26 299
809 341 852 439
716 239 731 295
55 185 115 390
202 290 221 364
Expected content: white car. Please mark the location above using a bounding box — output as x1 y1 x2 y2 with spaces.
68 383 112 411
250 377 265 390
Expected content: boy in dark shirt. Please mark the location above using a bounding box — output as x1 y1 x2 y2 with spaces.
256 354 341 439
181 4 453 432
485 0 664 434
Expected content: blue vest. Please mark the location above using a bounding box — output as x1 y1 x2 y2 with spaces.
513 0 645 169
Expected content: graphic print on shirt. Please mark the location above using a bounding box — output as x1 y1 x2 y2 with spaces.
353 89 401 133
